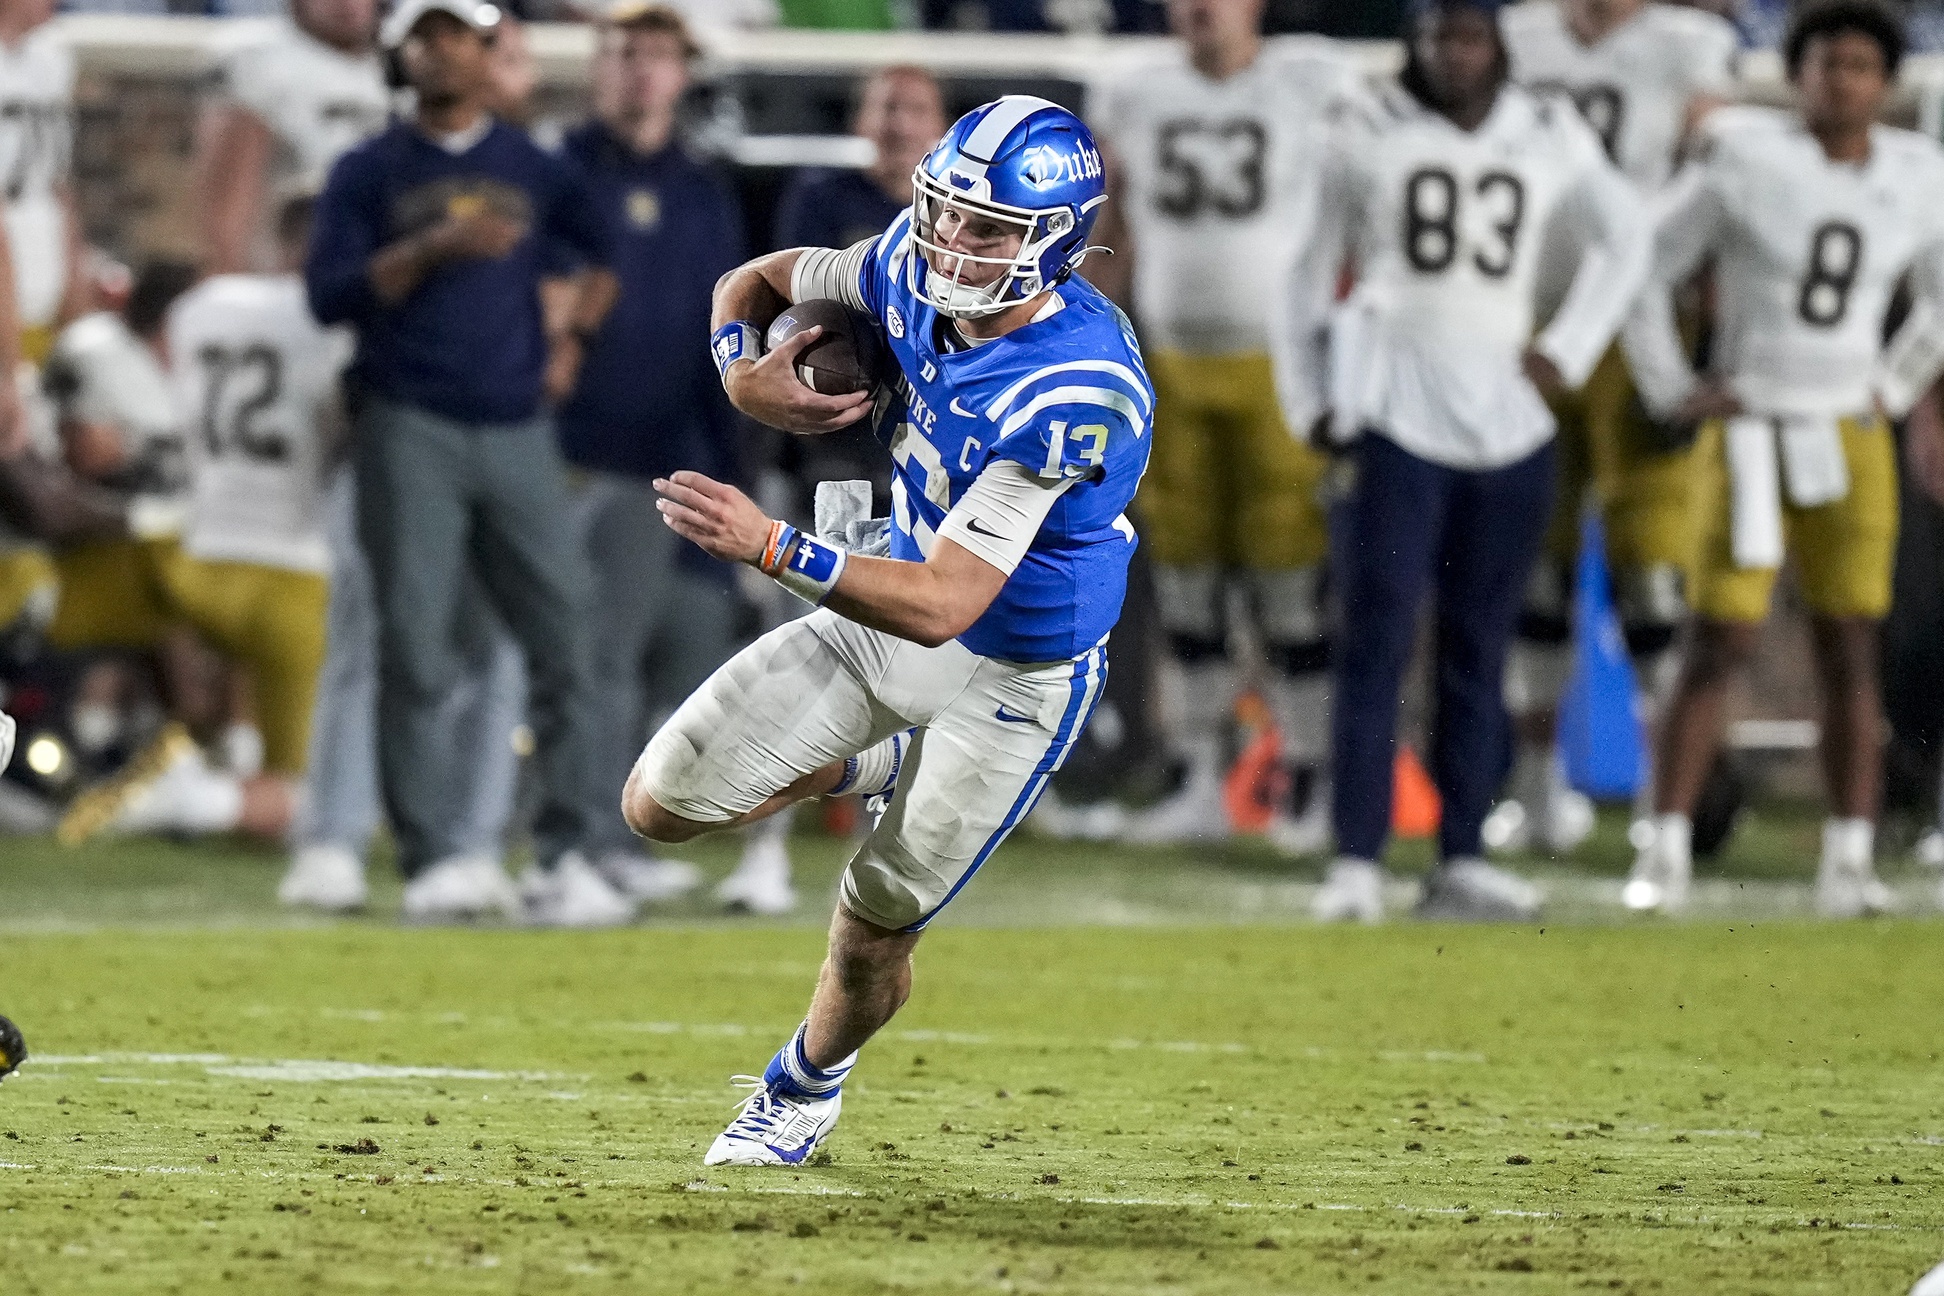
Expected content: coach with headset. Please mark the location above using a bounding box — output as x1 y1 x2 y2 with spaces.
305 0 629 926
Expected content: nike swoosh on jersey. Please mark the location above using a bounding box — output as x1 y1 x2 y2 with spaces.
993 706 1038 724
964 516 1004 539
950 397 976 417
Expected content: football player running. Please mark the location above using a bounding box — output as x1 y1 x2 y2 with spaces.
1087 0 1360 853
1623 0 1944 917
627 97 1151 1165
1275 0 1648 922
1497 0 1737 855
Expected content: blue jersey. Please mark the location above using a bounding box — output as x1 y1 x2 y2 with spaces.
851 211 1153 663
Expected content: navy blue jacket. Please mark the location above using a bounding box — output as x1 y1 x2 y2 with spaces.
553 124 746 484
774 166 905 253
306 119 613 425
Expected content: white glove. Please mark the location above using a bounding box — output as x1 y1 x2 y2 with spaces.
0 709 15 775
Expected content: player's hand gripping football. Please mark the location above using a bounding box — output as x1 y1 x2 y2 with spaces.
653 471 774 565
724 326 873 436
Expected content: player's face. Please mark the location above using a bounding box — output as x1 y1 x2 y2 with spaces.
856 72 947 183
1413 8 1504 110
603 30 691 126
293 0 376 53
0 0 56 33
400 12 495 109
922 202 1028 291
1795 31 1891 136
483 16 537 120
1166 0 1264 53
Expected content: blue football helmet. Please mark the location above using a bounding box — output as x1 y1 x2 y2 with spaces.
909 95 1107 320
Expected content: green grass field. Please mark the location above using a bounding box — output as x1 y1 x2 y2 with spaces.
3 821 1943 1294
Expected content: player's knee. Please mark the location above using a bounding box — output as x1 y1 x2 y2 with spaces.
1245 567 1329 675
1516 560 1574 645
1614 564 1686 662
1687 620 1759 683
1152 564 1225 659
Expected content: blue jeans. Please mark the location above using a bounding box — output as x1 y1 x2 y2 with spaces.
354 397 594 875
1331 433 1556 863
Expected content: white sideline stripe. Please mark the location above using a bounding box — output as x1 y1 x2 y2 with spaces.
23 1054 552 1083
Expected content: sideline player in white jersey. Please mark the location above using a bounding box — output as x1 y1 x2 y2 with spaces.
196 0 389 274
58 197 351 853
1622 0 1944 918
1274 0 1647 922
0 0 78 364
1088 0 1359 852
626 97 1151 1165
1497 0 1738 856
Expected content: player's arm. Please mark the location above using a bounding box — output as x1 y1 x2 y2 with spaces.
1874 238 1944 418
192 101 275 274
711 244 873 434
653 461 1074 648
1528 151 1651 396
1620 161 1736 424
1267 139 1355 446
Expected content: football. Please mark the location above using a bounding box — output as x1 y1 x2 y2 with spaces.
765 298 890 399
0 1014 24 1080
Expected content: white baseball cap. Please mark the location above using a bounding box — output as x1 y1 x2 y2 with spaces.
380 0 502 51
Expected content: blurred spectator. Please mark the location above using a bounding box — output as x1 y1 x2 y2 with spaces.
554 1 754 906
775 65 942 251
305 0 625 925
193 0 388 274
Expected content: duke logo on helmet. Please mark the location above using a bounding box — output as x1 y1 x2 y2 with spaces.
909 96 1108 320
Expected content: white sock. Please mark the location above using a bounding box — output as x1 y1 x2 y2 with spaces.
1820 817 1874 871
220 723 264 778
1174 659 1237 788
746 803 793 847
1653 812 1692 869
1263 671 1331 773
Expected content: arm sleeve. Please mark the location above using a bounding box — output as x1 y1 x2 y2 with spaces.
1876 235 1944 418
1619 162 1728 417
1532 148 1651 388
935 458 1079 576
304 152 382 326
1267 137 1355 437
788 238 875 310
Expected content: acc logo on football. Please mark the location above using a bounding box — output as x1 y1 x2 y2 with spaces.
886 304 907 339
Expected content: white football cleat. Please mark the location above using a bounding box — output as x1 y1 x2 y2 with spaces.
1912 1260 1944 1296
714 832 797 916
0 709 15 775
279 844 369 912
703 1077 842 1167
597 850 701 904
402 854 520 924
522 851 638 928
1030 786 1127 842
1815 858 1894 919
1417 858 1542 922
56 724 214 845
1312 857 1384 923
